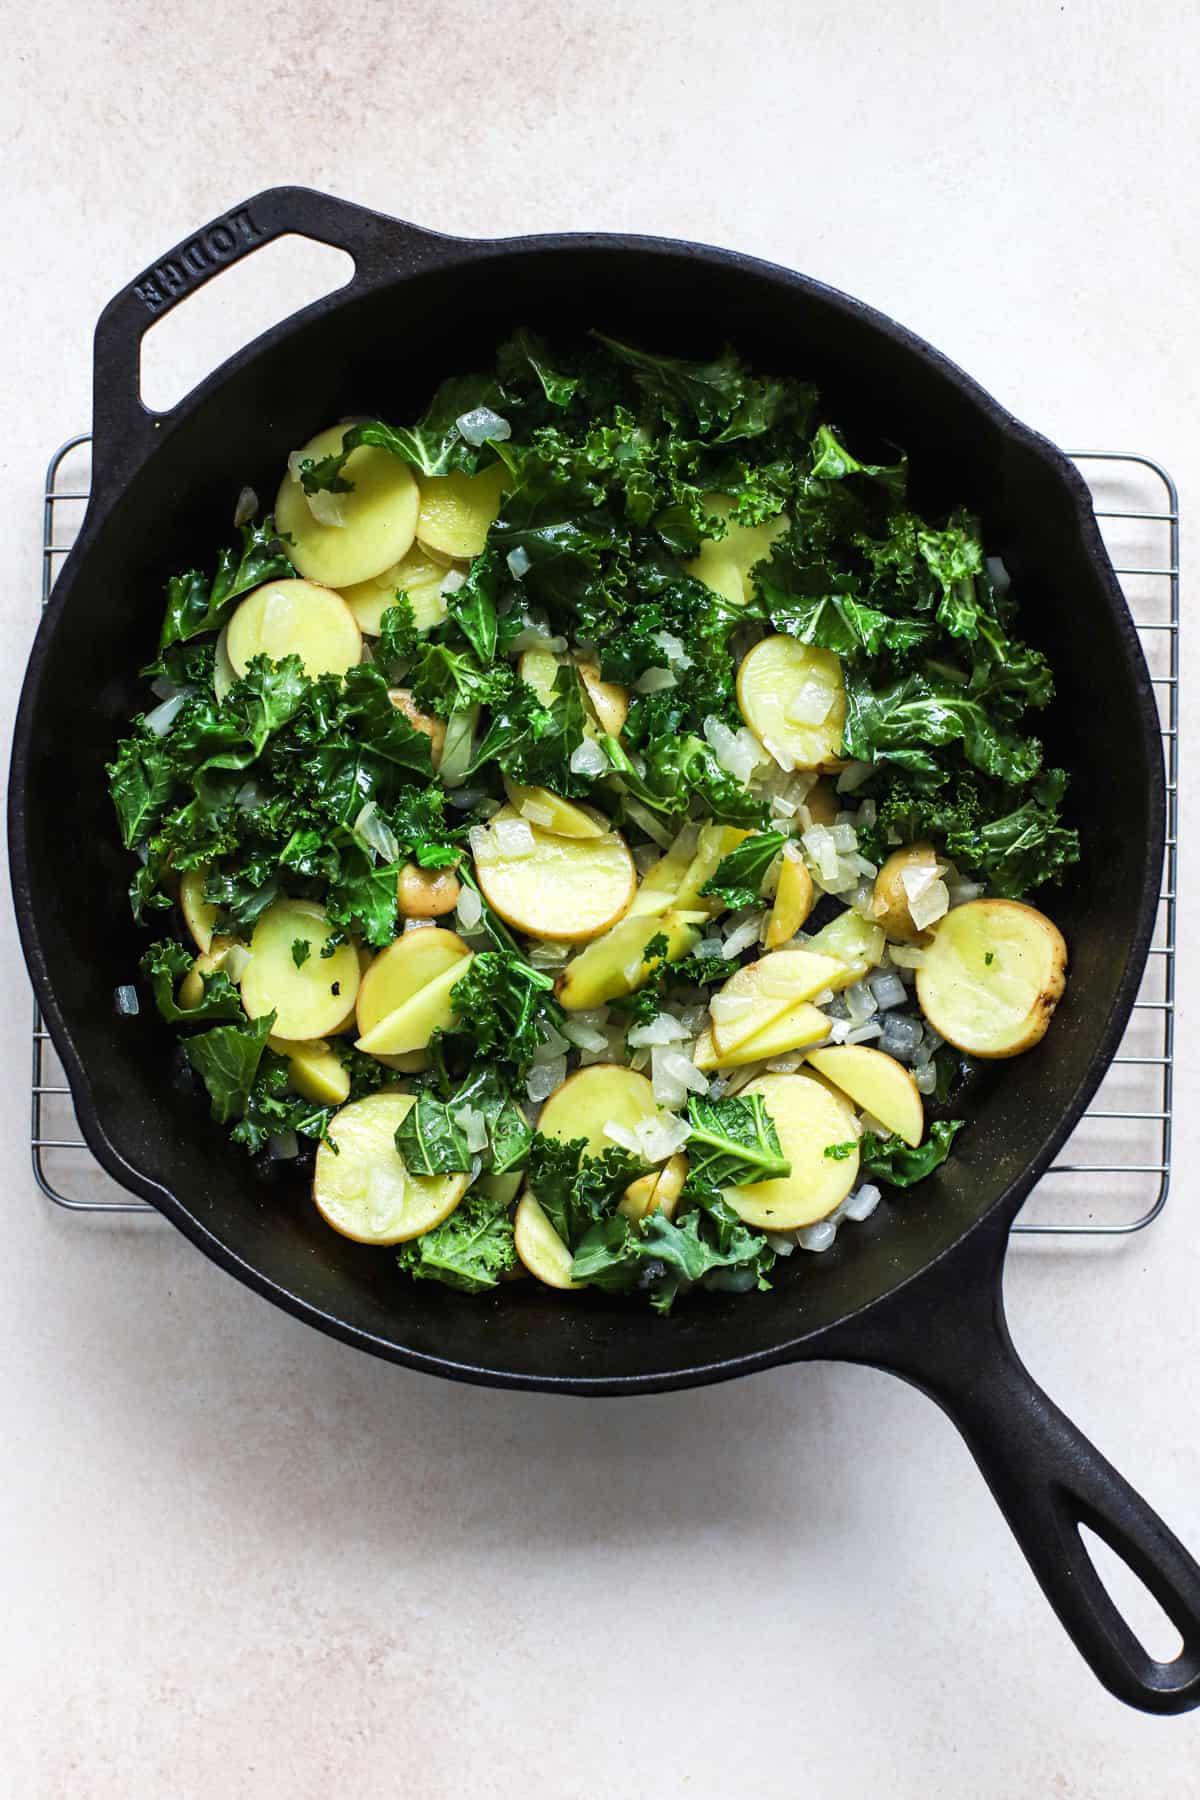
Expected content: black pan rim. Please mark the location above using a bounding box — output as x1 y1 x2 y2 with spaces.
9 215 1167 1392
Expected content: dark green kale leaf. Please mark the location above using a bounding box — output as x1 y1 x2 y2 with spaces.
158 518 295 650
108 733 175 849
184 1012 274 1124
570 1190 775 1313
685 1093 790 1189
447 952 561 1080
700 831 787 909
449 1067 533 1173
395 1091 472 1175
525 1136 645 1250
860 1119 964 1187
374 596 420 672
396 1184 516 1294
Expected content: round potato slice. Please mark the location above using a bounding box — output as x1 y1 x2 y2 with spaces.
314 1093 468 1245
355 928 471 1038
416 462 508 560
737 634 846 772
225 579 362 679
916 898 1068 1058
726 1072 860 1230
513 1192 580 1289
535 1063 659 1159
179 865 218 952
340 545 450 636
241 899 361 1040
275 425 420 587
805 1045 923 1147
472 804 635 943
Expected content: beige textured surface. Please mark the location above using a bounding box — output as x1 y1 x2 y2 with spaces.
3 1 1200 1793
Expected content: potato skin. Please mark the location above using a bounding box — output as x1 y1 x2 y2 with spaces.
871 842 938 944
389 689 446 766
397 863 461 918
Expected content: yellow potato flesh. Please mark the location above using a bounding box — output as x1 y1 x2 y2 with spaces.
916 899 1068 1058
578 662 629 737
693 1000 829 1071
619 1152 687 1222
765 851 815 948
179 865 217 952
710 950 851 1055
502 777 606 840
673 823 753 914
213 627 237 701
628 823 701 918
340 545 449 636
416 461 508 560
555 908 703 1010
726 1073 860 1230
805 1045 923 1147
314 1093 468 1245
241 900 361 1041
355 955 473 1057
275 425 420 587
225 579 362 679
267 1036 351 1107
472 804 635 943
534 1063 658 1159
737 634 846 772
178 937 236 1012
517 648 561 708
684 495 788 605
355 928 470 1038
514 1193 580 1289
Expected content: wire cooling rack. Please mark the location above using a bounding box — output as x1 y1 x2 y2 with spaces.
28 438 1180 1232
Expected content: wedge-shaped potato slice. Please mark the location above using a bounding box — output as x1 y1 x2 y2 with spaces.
472 804 635 943
684 495 789 605
916 899 1067 1058
517 647 561 708
806 909 886 971
535 1063 658 1159
555 909 704 1010
355 955 474 1057
314 1093 468 1245
725 1072 859 1230
673 823 753 914
267 1035 351 1107
275 425 420 587
513 1192 580 1289
502 776 606 840
710 950 850 1055
226 579 362 679
628 823 700 918
214 626 237 701
765 849 815 948
693 1000 829 1071
806 1045 923 1147
737 634 846 772
341 544 449 636
416 461 508 560
178 936 239 1011
619 1152 688 1222
355 927 471 1038
241 900 361 1040
578 662 629 737
180 865 218 953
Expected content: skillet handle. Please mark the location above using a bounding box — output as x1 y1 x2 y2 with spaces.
90 185 457 490
823 1218 1200 1714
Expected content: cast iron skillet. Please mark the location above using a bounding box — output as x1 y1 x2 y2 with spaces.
10 187 1200 1713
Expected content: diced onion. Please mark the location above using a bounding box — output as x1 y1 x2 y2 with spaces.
843 1183 882 1222
526 1057 566 1102
353 801 400 865
114 983 140 1016
785 678 834 727
836 761 874 794
493 816 537 858
233 486 258 528
455 885 483 933
453 1106 490 1154
143 692 189 737
628 1012 690 1048
455 407 512 446
307 489 347 528
569 737 608 778
440 569 467 596
506 546 531 579
634 666 676 694
908 878 950 931
797 1218 838 1253
519 799 555 828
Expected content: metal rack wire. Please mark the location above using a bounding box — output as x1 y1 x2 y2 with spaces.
28 438 1180 1231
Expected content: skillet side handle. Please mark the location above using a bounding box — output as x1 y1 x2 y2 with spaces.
824 1218 1200 1715
90 185 456 492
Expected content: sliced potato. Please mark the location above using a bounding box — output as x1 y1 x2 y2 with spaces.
241 900 360 1040
513 1192 580 1289
472 804 635 943
628 823 701 918
517 647 561 708
355 927 471 1038
684 495 789 605
619 1152 687 1222
737 634 846 772
806 1045 923 1147
267 1035 351 1107
535 1063 658 1159
765 849 815 948
872 842 939 945
355 955 474 1057
916 899 1067 1058
341 545 449 636
725 1072 860 1230
673 822 753 914
578 662 629 737
178 936 237 1012
179 865 218 953
397 863 461 919
214 626 237 701
416 462 508 560
314 1092 468 1245
807 909 886 971
710 950 852 1055
275 425 420 587
693 1000 829 1071
555 908 704 1010
502 776 606 840
225 578 362 679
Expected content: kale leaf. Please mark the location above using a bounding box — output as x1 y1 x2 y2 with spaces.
860 1119 964 1187
396 1185 516 1294
685 1093 790 1189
